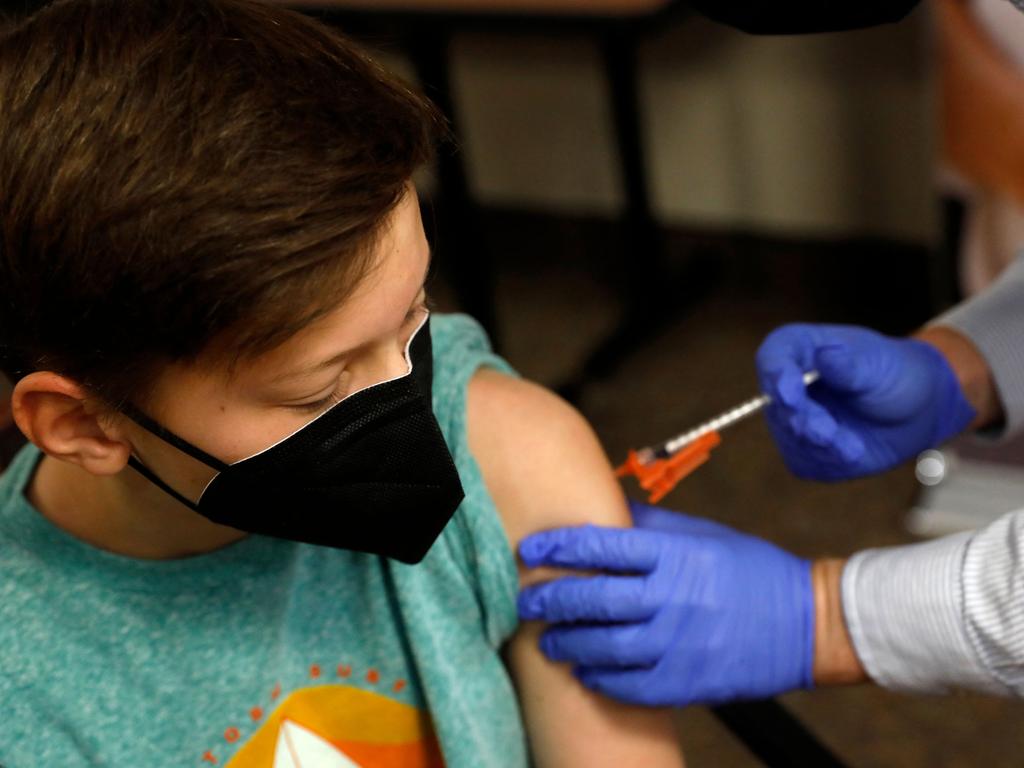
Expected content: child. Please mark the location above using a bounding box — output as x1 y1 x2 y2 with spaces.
0 1 685 765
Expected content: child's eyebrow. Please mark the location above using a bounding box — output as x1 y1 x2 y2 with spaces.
272 254 431 385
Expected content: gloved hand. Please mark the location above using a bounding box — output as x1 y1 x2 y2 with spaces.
756 324 977 481
517 502 814 707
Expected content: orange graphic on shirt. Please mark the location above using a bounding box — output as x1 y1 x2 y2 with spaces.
225 685 444 768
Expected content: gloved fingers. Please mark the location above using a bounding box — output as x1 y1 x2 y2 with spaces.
518 525 659 573
759 357 812 412
776 399 866 463
829 422 867 464
756 325 819 409
630 502 735 538
539 622 661 667
518 575 656 623
757 325 819 372
785 399 838 447
575 666 671 708
814 340 882 395
766 411 865 480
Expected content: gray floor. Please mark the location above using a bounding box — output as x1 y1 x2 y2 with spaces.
442 210 1024 767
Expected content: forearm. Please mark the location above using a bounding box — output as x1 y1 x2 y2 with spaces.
930 254 1024 438
914 326 1002 431
812 559 867 685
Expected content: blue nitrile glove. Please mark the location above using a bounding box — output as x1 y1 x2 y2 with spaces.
517 502 814 708
756 324 977 481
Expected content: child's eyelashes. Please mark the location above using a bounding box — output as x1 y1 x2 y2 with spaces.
404 294 433 325
290 369 354 414
292 389 345 414
290 301 430 415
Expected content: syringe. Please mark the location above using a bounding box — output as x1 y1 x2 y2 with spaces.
637 370 821 465
617 370 820 503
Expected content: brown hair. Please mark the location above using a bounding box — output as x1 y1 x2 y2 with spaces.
0 0 441 407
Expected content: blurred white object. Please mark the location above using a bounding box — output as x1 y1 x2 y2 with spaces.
907 448 1024 536
915 449 949 486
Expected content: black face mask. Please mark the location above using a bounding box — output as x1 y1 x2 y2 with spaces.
122 314 465 564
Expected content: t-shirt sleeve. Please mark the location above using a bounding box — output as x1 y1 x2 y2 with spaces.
427 313 521 649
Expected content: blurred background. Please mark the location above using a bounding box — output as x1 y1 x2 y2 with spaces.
4 0 1024 764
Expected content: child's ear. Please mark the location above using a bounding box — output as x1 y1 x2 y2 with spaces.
12 372 131 476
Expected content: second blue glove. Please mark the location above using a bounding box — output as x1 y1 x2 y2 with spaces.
756 323 977 481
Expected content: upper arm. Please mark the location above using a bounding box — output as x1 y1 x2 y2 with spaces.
468 368 685 768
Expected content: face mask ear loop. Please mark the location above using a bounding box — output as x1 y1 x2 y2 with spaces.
119 401 231 473
125 455 203 512
119 402 232 511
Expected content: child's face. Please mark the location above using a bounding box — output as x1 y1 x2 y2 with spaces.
125 185 431 504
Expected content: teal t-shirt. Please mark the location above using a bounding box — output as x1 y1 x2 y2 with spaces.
0 314 527 767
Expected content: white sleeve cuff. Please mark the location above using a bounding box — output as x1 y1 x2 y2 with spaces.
841 533 1011 695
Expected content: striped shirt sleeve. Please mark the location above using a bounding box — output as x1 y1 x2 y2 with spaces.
936 254 1024 439
842 257 1024 694
842 509 1024 696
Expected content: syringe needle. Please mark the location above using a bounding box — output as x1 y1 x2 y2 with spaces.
641 370 820 463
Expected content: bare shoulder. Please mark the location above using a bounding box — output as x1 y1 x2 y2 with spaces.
466 369 686 767
466 368 630 561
